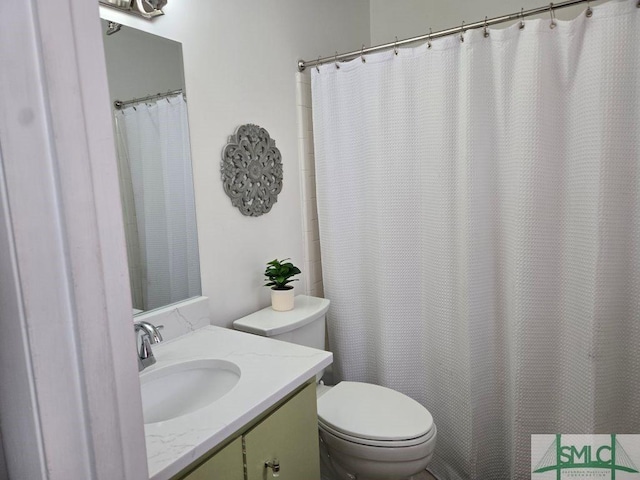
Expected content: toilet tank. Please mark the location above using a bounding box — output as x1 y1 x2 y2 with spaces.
233 295 330 351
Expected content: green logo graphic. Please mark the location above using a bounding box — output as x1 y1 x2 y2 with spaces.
533 434 639 479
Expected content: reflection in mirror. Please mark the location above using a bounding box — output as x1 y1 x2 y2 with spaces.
101 20 201 314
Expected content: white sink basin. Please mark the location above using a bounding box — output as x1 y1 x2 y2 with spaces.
141 359 241 424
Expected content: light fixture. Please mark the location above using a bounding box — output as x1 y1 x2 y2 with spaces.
99 0 167 19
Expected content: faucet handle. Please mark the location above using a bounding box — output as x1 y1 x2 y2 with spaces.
134 321 161 371
139 335 156 367
139 335 152 358
152 325 163 343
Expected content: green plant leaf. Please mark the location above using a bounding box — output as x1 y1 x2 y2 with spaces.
263 258 301 289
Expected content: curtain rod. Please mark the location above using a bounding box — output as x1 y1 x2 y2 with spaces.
113 89 184 110
298 0 619 72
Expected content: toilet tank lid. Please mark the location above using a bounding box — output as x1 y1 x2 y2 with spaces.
233 295 330 337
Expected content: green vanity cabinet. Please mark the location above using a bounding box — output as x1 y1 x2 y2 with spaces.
182 437 244 480
177 381 319 480
244 381 320 480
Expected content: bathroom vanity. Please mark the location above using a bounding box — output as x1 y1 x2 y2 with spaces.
141 326 332 480
176 382 317 480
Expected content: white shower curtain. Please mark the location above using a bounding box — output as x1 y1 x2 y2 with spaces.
311 1 640 478
115 94 200 311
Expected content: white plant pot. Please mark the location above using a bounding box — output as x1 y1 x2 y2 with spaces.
271 288 294 311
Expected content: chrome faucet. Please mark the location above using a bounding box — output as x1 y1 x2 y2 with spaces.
134 321 163 371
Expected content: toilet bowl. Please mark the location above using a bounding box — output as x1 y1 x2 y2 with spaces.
317 381 436 480
233 295 437 480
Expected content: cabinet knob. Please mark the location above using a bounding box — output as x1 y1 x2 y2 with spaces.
265 458 280 477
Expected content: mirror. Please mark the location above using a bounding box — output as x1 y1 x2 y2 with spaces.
101 20 201 314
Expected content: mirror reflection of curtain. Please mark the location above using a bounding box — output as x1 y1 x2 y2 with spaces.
114 118 145 310
114 94 200 311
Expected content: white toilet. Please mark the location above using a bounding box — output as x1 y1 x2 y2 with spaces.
233 295 437 480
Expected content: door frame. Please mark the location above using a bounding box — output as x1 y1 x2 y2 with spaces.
0 0 147 478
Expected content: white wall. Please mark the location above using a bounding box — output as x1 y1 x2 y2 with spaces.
370 0 605 45
99 1 370 327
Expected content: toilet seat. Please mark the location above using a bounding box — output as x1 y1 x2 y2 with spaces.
317 381 434 447
319 421 437 479
319 419 436 448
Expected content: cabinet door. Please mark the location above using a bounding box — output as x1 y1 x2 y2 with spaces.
182 437 244 480
244 383 320 480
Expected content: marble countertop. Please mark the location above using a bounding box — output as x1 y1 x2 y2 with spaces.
143 325 332 480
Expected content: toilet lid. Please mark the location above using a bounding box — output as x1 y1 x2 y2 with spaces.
317 382 434 442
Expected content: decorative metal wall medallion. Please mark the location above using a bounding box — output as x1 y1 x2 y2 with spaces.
221 124 283 217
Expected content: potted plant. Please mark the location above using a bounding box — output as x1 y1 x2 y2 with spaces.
264 258 301 311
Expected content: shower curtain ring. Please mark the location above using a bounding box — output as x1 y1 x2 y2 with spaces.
361 44 366 63
586 0 593 17
428 28 433 49
549 3 557 29
483 16 490 37
394 36 399 55
316 56 320 73
334 52 340 69
519 8 525 29
460 21 465 42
